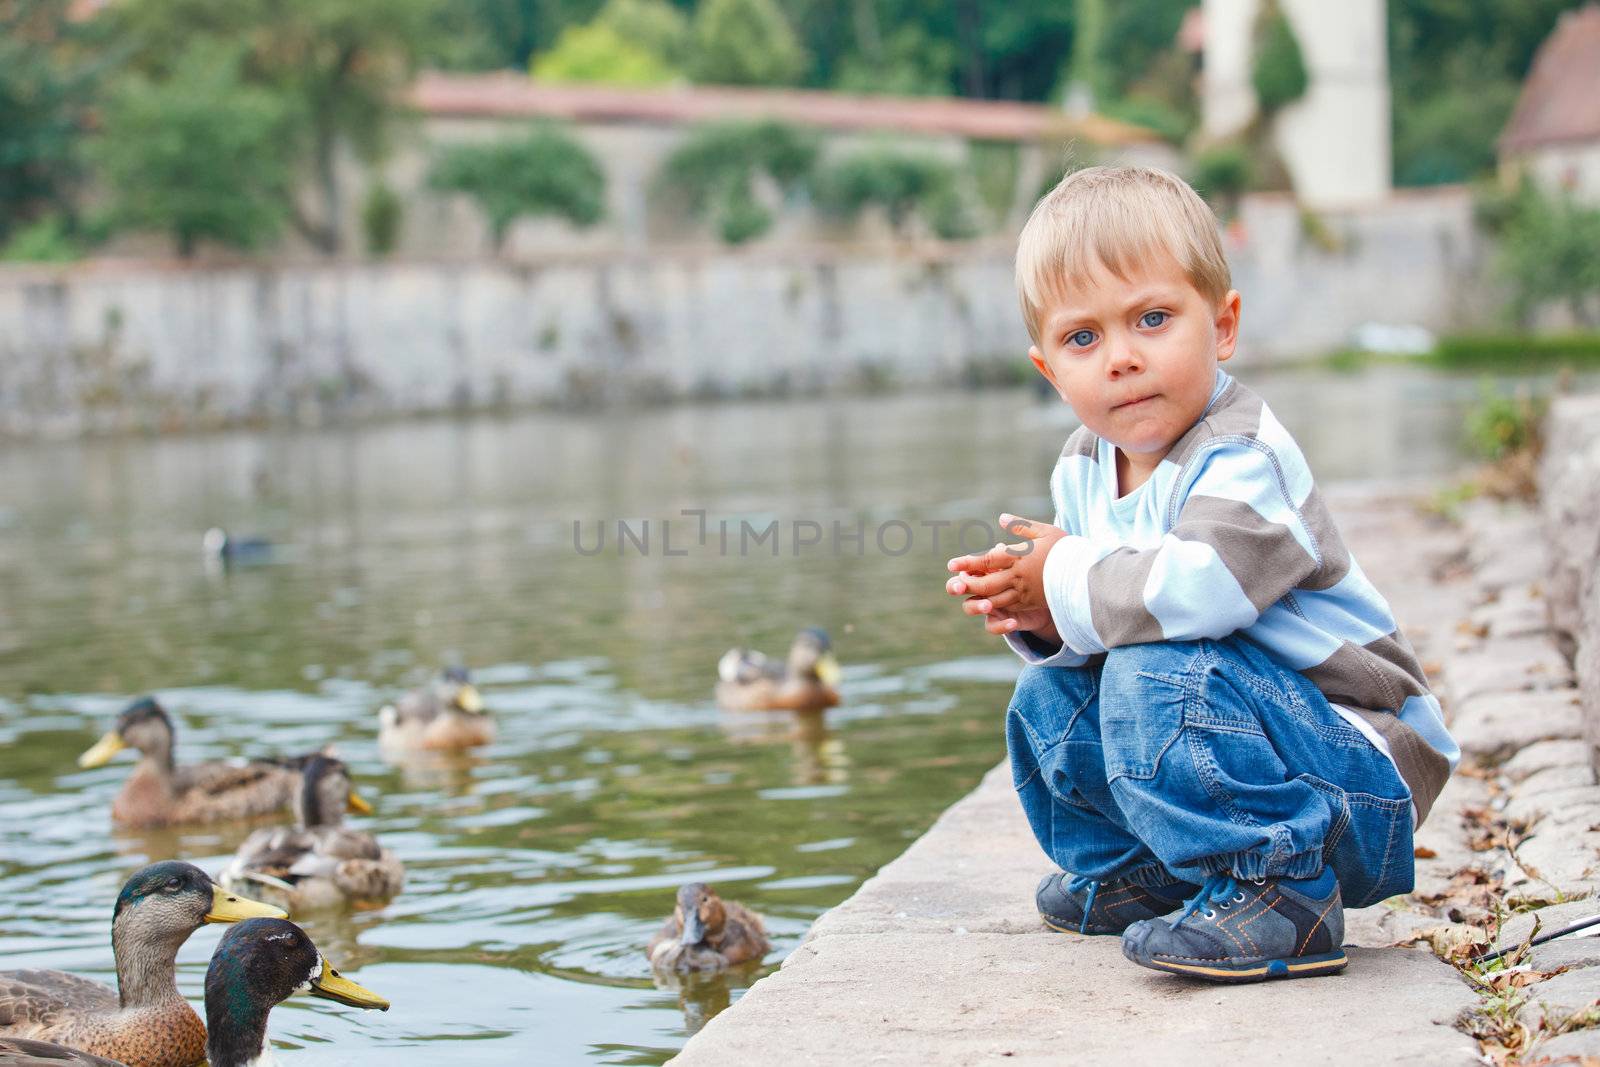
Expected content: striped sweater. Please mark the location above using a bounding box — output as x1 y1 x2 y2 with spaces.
1005 369 1459 824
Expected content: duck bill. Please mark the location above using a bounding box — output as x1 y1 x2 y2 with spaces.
455 684 485 714
310 957 390 1010
815 654 842 688
681 912 707 947
205 884 287 923
346 789 374 816
78 731 127 768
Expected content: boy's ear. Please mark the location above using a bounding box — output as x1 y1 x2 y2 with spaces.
1029 345 1066 399
1214 290 1242 362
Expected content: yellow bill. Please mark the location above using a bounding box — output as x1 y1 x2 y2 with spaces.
456 684 485 714
205 884 287 923
309 956 390 1010
78 731 127 769
347 789 374 816
815 653 843 688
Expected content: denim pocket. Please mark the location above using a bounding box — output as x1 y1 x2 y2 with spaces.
1102 671 1187 782
1299 772 1414 908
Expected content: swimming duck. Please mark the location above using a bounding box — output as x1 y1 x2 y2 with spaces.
202 918 388 1067
0 1037 126 1066
0 861 285 1067
201 528 275 569
646 883 771 972
77 697 309 828
378 667 493 751
715 628 842 712
221 755 404 911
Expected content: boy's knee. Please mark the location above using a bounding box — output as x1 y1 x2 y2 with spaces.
1007 665 1095 744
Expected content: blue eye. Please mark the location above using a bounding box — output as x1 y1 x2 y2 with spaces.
1139 310 1169 328
1066 329 1096 348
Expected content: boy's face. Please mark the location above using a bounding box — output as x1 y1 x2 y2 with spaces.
1029 254 1241 472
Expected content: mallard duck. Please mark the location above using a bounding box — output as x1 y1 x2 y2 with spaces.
646 883 771 972
715 628 842 712
0 861 284 1067
378 667 493 751
77 697 309 828
220 755 404 911
202 918 388 1067
0 1037 125 1065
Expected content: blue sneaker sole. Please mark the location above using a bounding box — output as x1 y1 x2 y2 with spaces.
1039 914 1122 936
1126 945 1349 983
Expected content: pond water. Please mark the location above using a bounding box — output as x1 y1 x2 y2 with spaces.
0 365 1540 1063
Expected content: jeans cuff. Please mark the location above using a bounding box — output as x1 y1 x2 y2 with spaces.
1124 862 1190 890
1205 847 1323 882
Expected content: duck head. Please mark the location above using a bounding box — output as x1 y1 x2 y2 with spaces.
295 754 372 829
787 629 842 687
205 918 388 1067
673 882 727 948
439 666 486 715
79 697 175 771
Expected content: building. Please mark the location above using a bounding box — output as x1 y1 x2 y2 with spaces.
1498 4 1600 203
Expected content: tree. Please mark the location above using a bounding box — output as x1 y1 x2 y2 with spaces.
532 23 678 85
1495 183 1600 328
429 127 605 251
89 50 291 256
596 0 690 67
0 0 96 242
654 121 818 243
813 149 976 238
101 0 438 253
691 0 808 86
1251 0 1308 114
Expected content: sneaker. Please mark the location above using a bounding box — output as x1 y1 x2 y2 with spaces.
1036 872 1198 935
1120 869 1348 983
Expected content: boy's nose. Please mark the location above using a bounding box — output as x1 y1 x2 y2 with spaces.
1105 343 1144 377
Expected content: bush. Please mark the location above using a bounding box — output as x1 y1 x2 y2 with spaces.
89 49 291 256
1102 95 1193 145
361 181 402 257
596 0 689 68
690 0 807 86
1394 79 1520 187
1431 333 1600 368
1189 144 1253 217
813 150 974 238
0 215 83 262
1465 380 1545 462
1251 1 1308 114
832 25 957 97
1491 183 1600 327
655 121 818 243
532 23 678 86
429 126 605 251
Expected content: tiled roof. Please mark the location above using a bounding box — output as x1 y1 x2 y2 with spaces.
1500 4 1600 151
410 72 1161 145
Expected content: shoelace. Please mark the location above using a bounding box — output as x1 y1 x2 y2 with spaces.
1065 875 1101 935
1172 873 1245 930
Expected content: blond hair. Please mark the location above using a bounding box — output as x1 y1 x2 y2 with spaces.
1016 166 1231 345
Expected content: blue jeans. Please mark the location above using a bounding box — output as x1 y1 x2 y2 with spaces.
1006 636 1415 909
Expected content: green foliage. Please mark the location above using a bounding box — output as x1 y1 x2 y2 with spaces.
833 25 956 97
361 181 402 256
1465 381 1545 461
532 22 678 84
1431 333 1600 368
1392 51 1520 186
1491 183 1600 327
0 215 83 262
1251 1 1308 114
967 141 1020 224
813 149 974 238
1099 0 1197 100
690 0 807 86
0 0 96 242
429 126 605 250
1189 144 1253 216
656 121 818 243
89 50 292 256
596 0 689 66
1103 96 1192 145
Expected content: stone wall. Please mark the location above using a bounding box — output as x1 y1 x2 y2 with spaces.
1541 394 1600 771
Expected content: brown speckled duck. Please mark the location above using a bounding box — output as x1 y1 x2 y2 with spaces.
646 883 771 972
201 918 388 1067
0 1036 126 1065
378 667 493 751
77 698 309 828
220 755 404 912
716 628 842 712
0 862 284 1067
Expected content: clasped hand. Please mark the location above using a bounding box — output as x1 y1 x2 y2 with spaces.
944 514 1065 642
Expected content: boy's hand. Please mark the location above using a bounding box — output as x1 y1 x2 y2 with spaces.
944 515 1066 640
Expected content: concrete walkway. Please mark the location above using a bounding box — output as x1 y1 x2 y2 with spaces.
674 488 1495 1065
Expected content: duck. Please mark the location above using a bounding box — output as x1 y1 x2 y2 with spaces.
220 754 404 911
0 1037 125 1065
715 628 842 712
77 697 313 828
378 667 493 751
201 528 275 569
646 883 771 972
0 861 285 1067
201 917 388 1067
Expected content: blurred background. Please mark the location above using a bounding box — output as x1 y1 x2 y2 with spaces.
1 0 1598 1063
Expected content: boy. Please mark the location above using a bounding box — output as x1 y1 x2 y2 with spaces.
944 166 1458 983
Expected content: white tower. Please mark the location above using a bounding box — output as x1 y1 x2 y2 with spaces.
1202 0 1392 209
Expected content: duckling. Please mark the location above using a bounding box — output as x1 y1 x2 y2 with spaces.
0 861 284 1067
221 755 404 911
202 918 388 1067
646 883 771 972
715 628 842 712
77 697 310 828
378 667 493 751
0 1037 126 1066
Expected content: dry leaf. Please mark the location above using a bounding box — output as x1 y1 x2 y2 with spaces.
1414 846 1439 859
